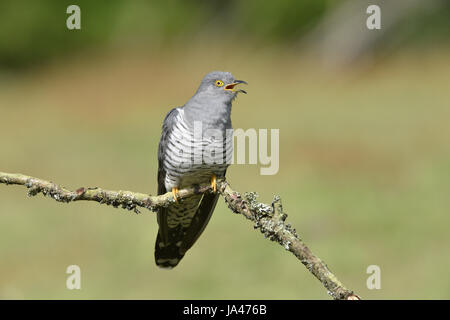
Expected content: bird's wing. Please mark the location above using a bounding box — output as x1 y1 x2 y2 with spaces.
156 107 179 244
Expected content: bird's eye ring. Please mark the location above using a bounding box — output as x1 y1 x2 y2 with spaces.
215 80 224 87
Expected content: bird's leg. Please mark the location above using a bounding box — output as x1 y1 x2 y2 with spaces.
172 187 179 203
210 174 217 193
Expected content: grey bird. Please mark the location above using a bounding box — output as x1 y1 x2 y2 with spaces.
155 71 247 268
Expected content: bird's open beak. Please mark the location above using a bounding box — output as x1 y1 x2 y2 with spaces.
224 80 248 94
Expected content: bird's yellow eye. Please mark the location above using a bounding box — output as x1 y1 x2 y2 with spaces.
215 80 224 87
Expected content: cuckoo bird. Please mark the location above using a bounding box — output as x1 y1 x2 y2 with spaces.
155 71 247 268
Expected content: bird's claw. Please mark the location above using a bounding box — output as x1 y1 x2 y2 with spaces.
172 187 179 203
210 174 217 193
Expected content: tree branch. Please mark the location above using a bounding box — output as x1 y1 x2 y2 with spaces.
0 171 360 300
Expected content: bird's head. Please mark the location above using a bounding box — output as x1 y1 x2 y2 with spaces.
195 71 247 101
184 71 247 127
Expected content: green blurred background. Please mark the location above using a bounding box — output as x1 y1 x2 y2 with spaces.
1 0 450 299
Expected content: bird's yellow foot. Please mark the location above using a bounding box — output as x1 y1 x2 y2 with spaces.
210 174 217 193
172 187 179 203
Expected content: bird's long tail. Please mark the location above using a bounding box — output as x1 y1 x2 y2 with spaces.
154 195 203 269
154 193 219 269
154 231 185 269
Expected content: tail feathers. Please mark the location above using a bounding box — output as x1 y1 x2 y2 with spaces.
154 192 220 269
154 232 185 269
